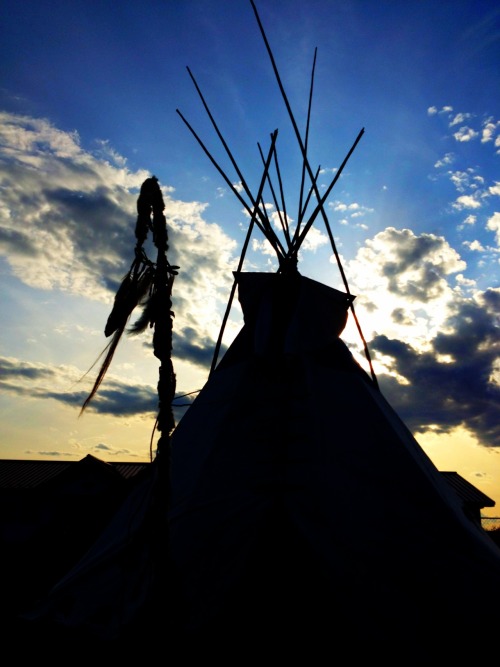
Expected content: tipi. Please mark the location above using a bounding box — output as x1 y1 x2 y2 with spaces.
19 0 500 660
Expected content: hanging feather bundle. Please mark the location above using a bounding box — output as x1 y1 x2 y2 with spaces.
80 176 179 432
104 260 154 338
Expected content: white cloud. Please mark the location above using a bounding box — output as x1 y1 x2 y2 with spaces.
329 200 374 220
0 112 82 159
481 118 500 144
449 112 473 127
453 126 479 142
319 166 338 176
449 170 470 192
449 169 485 193
0 111 242 353
428 105 453 116
343 227 467 351
452 195 482 210
93 139 128 168
486 212 500 245
455 274 476 287
268 208 294 234
462 240 485 252
299 225 328 252
251 237 276 256
434 153 454 168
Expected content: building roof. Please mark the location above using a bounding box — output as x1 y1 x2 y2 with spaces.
0 455 149 490
440 471 495 508
0 457 494 510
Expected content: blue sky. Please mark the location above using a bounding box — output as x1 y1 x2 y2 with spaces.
0 1 499 515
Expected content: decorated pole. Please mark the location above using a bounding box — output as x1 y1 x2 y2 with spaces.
81 176 178 472
140 177 178 467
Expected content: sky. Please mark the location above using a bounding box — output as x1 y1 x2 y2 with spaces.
0 0 499 517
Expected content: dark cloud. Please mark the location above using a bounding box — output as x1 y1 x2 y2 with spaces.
172 327 227 370
72 381 158 417
129 322 226 372
382 230 438 273
94 443 114 452
482 287 500 315
46 185 135 265
0 114 239 366
0 226 37 256
42 389 89 408
371 293 500 447
0 357 55 380
0 356 160 418
24 450 75 458
391 307 413 326
358 227 465 303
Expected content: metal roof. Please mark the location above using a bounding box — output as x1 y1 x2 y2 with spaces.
440 471 495 508
0 459 495 509
0 457 149 489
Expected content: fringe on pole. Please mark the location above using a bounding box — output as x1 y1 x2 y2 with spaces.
80 177 179 437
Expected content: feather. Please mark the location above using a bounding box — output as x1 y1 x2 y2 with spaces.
80 263 154 414
104 264 154 337
79 326 124 416
128 293 157 334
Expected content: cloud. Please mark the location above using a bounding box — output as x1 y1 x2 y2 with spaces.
449 170 471 192
347 227 465 304
78 381 158 417
429 109 500 157
427 106 453 116
452 195 482 210
449 113 474 127
481 118 500 144
434 153 454 168
172 328 226 370
462 240 485 252
93 139 129 168
299 225 328 252
486 211 500 245
251 237 278 257
452 126 479 142
342 226 499 448
329 200 374 222
0 356 56 381
370 290 500 448
0 113 148 300
0 111 240 374
0 355 158 417
448 169 484 193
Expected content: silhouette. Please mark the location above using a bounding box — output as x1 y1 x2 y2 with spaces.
13 1 500 661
